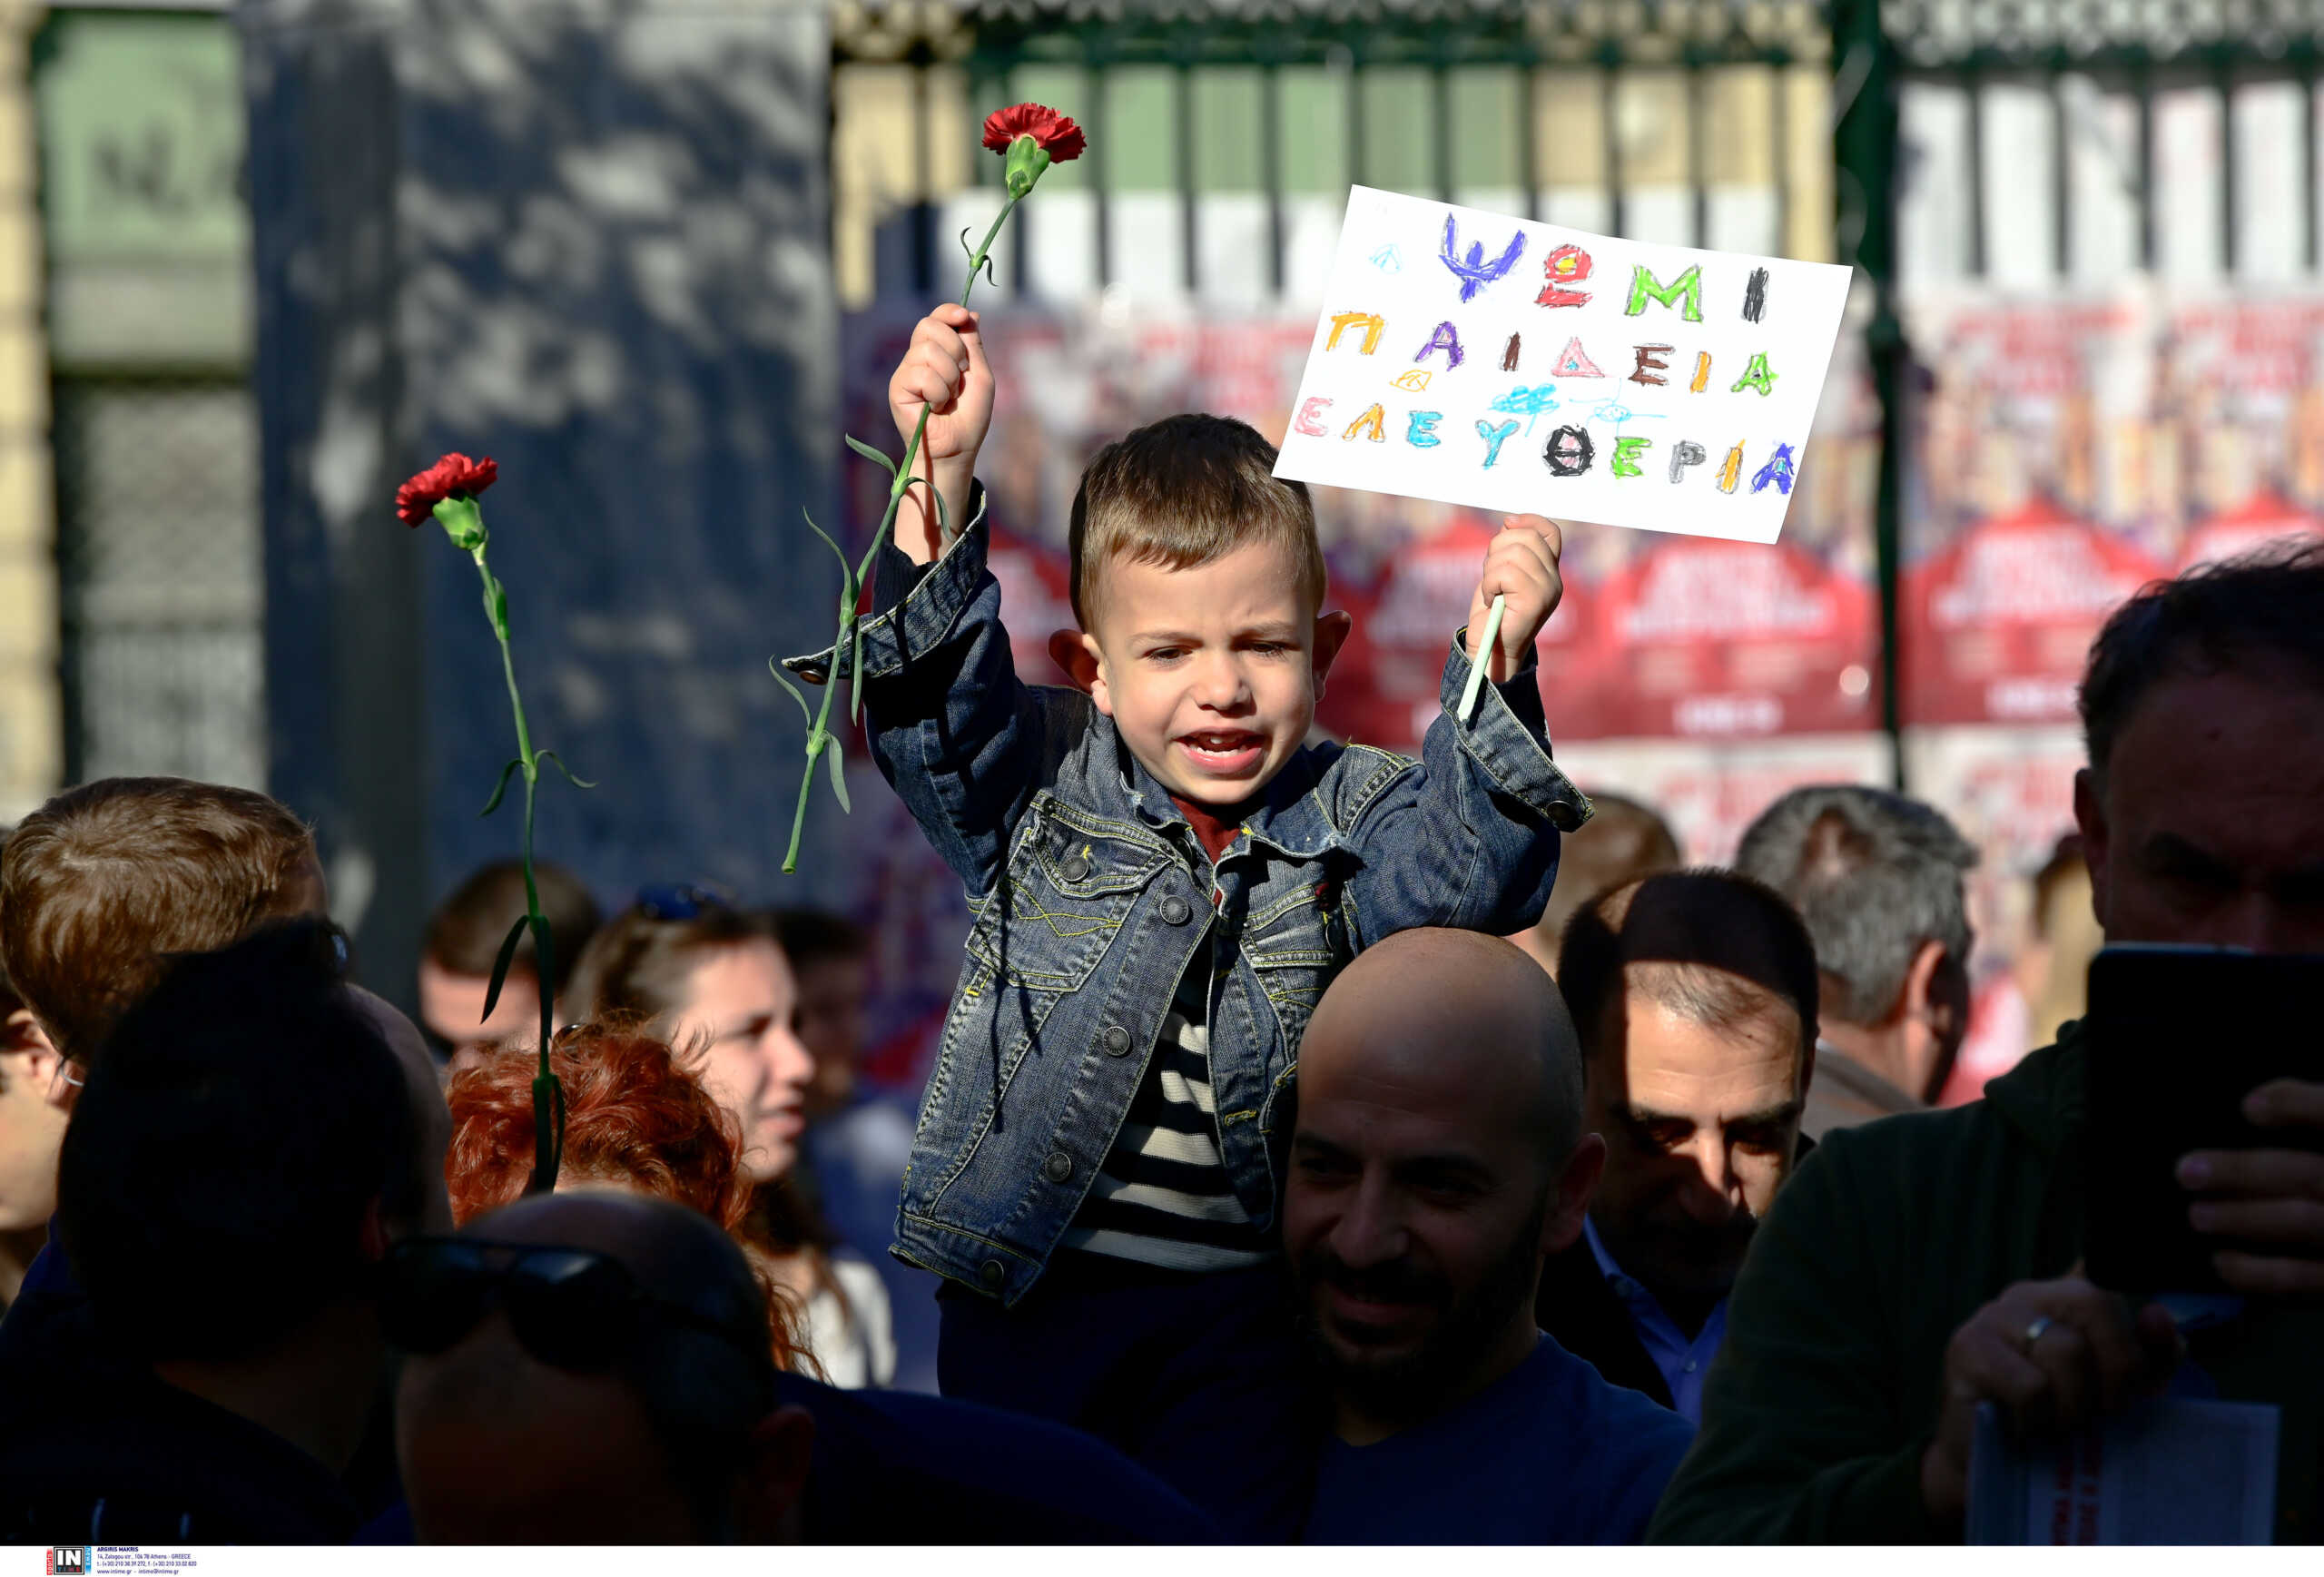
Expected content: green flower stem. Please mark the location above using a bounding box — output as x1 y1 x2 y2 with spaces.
780 190 1022 875
442 493 565 1193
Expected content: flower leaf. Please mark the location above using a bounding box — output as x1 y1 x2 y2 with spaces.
824 737 852 813
769 657 814 724
801 508 852 577
536 749 596 790
480 756 524 817
845 434 900 477
849 616 868 726
481 912 532 1025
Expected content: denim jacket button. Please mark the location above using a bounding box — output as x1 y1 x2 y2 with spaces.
1159 894 1191 925
1043 1150 1074 1183
1060 854 1090 882
979 1258 1006 1290
1548 800 1582 833
1101 1024 1132 1055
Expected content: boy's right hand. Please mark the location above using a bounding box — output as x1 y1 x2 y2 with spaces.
889 304 993 565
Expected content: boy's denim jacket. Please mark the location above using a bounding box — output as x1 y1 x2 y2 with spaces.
786 495 1591 1306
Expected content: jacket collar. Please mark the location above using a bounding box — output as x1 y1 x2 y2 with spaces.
1980 1019 2086 1161
1115 728 1347 862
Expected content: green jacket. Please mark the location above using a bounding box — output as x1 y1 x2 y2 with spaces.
1648 1024 2324 1543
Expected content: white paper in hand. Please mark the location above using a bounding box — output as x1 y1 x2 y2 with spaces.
1272 186 1853 545
1966 1397 2280 1544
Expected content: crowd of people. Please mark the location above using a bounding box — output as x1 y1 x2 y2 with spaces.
0 301 2319 1545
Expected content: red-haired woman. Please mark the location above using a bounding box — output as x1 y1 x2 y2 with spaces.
442 1019 803 1369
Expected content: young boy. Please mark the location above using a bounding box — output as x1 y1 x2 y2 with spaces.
787 304 1590 1537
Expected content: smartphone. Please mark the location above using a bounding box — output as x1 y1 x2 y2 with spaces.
2082 944 2324 1295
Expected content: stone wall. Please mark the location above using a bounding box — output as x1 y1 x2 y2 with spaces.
242 0 843 1006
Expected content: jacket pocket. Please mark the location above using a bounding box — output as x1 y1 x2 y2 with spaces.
962 796 1168 994
1242 878 1350 1045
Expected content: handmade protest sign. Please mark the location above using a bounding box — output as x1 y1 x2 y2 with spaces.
1275 186 1853 547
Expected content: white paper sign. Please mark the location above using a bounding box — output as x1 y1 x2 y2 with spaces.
1273 186 1854 545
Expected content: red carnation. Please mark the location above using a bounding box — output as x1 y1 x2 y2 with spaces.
981 103 1085 164
396 452 500 526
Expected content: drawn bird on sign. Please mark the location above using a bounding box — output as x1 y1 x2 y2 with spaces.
1437 215 1527 303
1489 383 1562 434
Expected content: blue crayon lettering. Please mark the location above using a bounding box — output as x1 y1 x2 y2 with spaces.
1749 441 1797 495
1475 419 1520 468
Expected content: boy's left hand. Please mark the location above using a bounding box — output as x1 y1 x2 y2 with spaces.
1466 515 1565 683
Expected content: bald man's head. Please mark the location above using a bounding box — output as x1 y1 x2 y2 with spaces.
1300 928 1585 1166
391 1192 809 1543
1286 930 1602 1440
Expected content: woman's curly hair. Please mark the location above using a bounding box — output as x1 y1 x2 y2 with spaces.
443 1018 803 1367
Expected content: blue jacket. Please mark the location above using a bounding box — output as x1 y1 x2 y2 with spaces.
787 499 1590 1305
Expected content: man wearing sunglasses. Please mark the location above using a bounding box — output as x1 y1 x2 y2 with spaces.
392 1190 1221 1543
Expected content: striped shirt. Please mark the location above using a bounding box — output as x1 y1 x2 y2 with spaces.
1058 952 1275 1272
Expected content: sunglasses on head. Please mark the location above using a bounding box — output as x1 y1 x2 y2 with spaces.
379 1237 767 1375
635 883 736 923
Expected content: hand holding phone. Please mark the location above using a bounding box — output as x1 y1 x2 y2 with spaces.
2177 1076 2324 1300
2083 945 2324 1296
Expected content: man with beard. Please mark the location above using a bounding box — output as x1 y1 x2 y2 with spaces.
1285 928 1693 1543
1535 871 1820 1424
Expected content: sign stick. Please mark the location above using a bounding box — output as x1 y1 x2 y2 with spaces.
1459 593 1505 722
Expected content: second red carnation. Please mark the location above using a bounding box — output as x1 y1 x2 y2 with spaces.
396 452 500 526
980 103 1086 164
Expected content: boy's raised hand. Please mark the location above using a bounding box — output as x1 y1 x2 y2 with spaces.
1465 515 1566 682
889 303 993 565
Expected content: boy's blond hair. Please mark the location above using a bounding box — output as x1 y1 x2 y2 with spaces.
1068 413 1326 630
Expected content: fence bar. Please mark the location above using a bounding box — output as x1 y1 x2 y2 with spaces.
1965 67 1986 276
1771 60 1791 257
1432 62 1454 202
2050 69 2070 280
2218 60 2237 277
1831 0 1905 785
1520 62 1540 222
1689 60 1709 247
1263 63 1286 297
912 57 935 295
2134 58 2155 270
1177 62 1198 293
1602 57 1625 239
2308 67 2320 274
1090 61 1112 291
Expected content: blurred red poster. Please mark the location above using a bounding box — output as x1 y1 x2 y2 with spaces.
2179 489 2323 572
1554 733 1893 865
1317 514 1605 750
988 524 1078 686
1900 497 2166 725
1589 536 1877 739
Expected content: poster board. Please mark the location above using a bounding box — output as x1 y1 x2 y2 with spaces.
1272 186 1853 544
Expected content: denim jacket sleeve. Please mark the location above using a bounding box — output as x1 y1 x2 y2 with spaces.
782 490 1068 897
1337 633 1592 945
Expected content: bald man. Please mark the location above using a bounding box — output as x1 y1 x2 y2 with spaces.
1285 929 1695 1545
390 1191 1218 1544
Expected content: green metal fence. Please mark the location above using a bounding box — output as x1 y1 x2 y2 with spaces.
836 0 1838 304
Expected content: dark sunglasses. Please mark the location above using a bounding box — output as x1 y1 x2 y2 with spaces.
379 1237 766 1375
635 883 736 923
